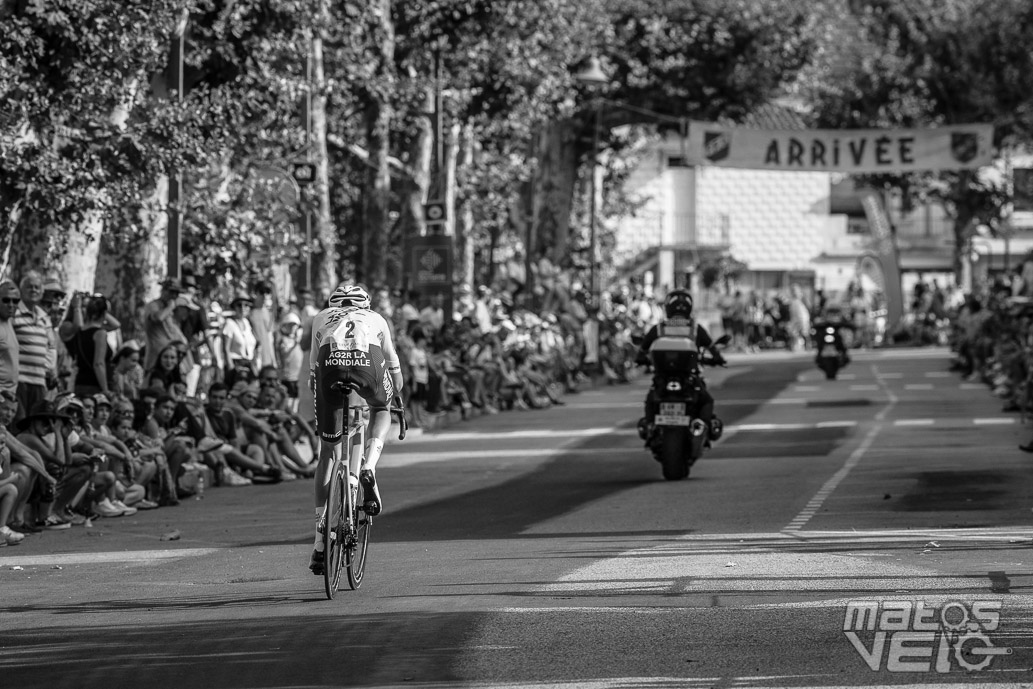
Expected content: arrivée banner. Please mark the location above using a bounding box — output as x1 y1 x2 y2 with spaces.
686 122 994 173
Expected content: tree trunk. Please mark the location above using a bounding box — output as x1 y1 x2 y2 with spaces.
455 123 476 288
95 180 168 339
311 33 337 297
394 84 434 292
533 119 580 268
360 0 394 288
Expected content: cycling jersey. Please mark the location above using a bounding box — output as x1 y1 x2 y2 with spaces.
310 306 402 442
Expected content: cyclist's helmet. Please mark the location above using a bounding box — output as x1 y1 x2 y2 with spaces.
328 284 371 309
663 289 694 319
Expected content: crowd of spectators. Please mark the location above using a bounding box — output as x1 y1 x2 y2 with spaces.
0 260 658 545
947 257 1033 450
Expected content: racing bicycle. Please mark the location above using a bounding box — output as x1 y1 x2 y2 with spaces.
322 383 407 599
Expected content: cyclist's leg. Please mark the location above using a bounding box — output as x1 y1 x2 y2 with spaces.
310 358 346 570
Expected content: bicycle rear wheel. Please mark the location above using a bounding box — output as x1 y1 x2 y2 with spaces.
323 464 346 599
346 480 372 590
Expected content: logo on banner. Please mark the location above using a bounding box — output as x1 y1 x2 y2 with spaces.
419 250 443 272
951 133 979 164
704 131 730 162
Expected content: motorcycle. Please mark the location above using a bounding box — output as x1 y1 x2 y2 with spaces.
813 320 849 380
636 332 730 481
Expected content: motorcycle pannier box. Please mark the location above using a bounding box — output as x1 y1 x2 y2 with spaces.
649 336 699 373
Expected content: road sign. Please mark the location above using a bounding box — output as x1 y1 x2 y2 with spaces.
423 200 447 224
410 235 453 289
290 162 317 187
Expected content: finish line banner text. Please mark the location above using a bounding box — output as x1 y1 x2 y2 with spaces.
686 122 993 173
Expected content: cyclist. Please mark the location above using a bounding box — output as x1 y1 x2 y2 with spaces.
308 283 403 575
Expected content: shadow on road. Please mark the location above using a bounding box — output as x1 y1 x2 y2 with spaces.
377 360 814 543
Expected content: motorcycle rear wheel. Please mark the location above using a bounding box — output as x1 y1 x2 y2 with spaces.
659 427 690 480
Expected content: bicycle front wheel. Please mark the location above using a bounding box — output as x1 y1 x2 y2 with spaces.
323 466 346 599
346 481 372 590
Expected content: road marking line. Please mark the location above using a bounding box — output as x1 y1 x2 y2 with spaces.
785 364 896 533
815 421 858 428
734 423 811 431
904 383 934 390
894 419 934 426
838 373 856 380
973 417 1016 425
416 428 619 442
0 548 219 567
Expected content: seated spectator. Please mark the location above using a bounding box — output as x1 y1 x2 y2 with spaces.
16 400 92 529
146 341 187 393
204 382 279 485
55 395 134 518
0 390 55 533
0 431 25 544
108 410 176 505
253 382 316 478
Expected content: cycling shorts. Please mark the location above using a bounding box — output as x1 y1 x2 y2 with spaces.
314 342 393 443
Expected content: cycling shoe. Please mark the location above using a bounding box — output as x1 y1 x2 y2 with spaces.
309 548 325 575
359 470 382 516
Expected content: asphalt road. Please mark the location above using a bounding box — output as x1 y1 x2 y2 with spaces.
3 347 1033 688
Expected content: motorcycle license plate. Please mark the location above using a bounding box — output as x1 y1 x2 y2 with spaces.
660 403 685 415
655 414 691 426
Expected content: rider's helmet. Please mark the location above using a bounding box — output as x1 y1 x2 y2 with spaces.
328 283 371 309
663 289 694 319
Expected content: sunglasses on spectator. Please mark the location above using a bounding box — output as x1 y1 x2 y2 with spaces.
0 298 19 304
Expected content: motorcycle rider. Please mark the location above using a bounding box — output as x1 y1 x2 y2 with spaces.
636 288 726 444
812 302 851 364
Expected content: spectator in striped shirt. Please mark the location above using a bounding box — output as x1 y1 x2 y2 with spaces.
13 271 57 420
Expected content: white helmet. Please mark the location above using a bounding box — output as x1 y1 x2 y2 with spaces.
329 284 371 309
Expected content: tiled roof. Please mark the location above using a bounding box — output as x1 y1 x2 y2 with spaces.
732 102 809 130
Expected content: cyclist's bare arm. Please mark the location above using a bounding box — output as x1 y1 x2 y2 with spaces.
380 330 404 396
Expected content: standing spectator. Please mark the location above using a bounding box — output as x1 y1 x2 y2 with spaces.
249 280 277 371
223 291 258 386
787 283 811 352
142 278 189 373
70 295 113 398
174 274 213 396
0 281 21 401
110 340 145 399
420 293 445 337
41 280 72 393
397 290 421 335
275 312 304 412
407 329 431 428
13 271 57 420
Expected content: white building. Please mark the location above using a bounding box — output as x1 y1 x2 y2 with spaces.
612 105 1033 323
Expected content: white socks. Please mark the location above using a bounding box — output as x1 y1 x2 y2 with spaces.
313 506 324 549
365 438 385 471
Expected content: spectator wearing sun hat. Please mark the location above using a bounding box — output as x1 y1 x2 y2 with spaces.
222 290 258 387
172 272 213 397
